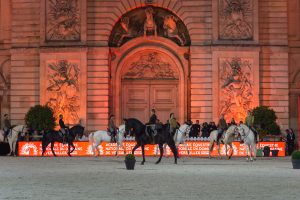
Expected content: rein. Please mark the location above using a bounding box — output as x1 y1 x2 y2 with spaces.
241 126 251 141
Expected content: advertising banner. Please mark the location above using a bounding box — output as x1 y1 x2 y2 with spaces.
18 141 285 157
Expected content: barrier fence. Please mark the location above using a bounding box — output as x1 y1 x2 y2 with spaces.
18 141 285 157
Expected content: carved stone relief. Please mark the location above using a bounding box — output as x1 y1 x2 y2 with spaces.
218 57 254 122
46 0 81 41
45 60 80 124
122 52 178 80
109 7 190 47
219 0 253 40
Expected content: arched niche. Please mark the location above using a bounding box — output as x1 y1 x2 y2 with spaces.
110 37 189 124
108 6 191 47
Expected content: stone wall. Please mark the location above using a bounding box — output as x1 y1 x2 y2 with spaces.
0 0 295 133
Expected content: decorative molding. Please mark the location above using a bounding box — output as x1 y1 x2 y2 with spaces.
40 52 87 127
40 0 87 45
212 0 259 44
212 50 259 123
109 6 190 47
122 52 179 79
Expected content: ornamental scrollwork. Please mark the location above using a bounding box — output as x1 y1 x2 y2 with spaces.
219 0 253 40
46 60 80 124
46 0 80 41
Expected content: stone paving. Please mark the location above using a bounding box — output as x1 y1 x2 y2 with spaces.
0 156 299 200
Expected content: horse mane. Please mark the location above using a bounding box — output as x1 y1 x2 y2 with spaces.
127 118 144 126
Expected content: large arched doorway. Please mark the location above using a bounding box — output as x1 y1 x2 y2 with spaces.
110 37 189 124
109 6 191 124
121 50 179 123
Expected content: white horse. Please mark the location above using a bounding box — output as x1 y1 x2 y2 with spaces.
155 123 192 156
0 125 28 156
209 125 238 159
237 124 258 161
89 124 126 157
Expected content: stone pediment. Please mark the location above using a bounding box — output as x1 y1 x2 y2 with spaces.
122 52 179 80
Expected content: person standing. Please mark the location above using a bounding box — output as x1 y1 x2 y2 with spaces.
108 115 118 143
201 122 210 138
3 114 11 141
286 129 296 156
217 115 227 145
190 120 201 137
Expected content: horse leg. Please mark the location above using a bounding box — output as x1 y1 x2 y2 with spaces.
154 145 159 157
217 143 221 159
120 142 126 155
183 142 190 157
70 142 75 154
51 142 57 157
246 144 250 161
228 143 233 160
131 143 141 156
208 141 214 159
115 143 119 156
225 144 228 159
42 140 50 157
8 137 13 156
141 144 145 165
163 144 167 156
155 143 163 164
253 144 257 161
167 139 178 164
67 143 71 157
11 139 16 156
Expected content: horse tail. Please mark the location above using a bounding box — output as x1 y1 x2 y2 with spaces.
89 132 94 143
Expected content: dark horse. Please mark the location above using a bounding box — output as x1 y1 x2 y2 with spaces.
124 118 178 165
42 125 84 157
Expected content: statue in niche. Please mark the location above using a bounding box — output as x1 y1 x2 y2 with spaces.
46 60 80 124
117 17 135 46
219 0 253 40
123 52 178 79
144 7 157 36
219 57 253 122
46 0 80 41
163 15 186 46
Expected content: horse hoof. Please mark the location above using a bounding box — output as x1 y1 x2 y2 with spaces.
141 162 145 165
174 161 177 164
155 161 160 164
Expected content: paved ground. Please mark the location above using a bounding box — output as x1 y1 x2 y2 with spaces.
0 156 299 200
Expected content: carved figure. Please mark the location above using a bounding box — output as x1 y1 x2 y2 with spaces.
219 0 253 39
123 52 178 79
219 58 253 122
144 7 157 36
117 17 134 46
163 15 185 46
47 0 80 41
46 60 80 124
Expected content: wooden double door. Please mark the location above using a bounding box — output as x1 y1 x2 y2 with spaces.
122 80 178 124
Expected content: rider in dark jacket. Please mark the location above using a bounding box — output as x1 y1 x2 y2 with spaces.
59 114 69 144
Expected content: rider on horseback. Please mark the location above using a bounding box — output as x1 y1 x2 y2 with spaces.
217 114 227 145
245 110 258 143
59 114 69 144
109 115 118 143
168 113 179 137
3 114 11 142
146 109 157 143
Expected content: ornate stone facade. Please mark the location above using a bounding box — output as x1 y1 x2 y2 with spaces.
212 51 259 123
40 52 87 126
122 52 178 80
218 0 253 40
46 0 81 41
109 6 190 47
46 60 80 124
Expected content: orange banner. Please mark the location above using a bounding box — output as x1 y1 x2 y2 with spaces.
18 141 285 157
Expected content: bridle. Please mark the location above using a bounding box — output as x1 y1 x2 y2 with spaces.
240 126 251 140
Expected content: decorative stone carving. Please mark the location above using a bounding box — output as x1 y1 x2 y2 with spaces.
219 57 253 121
122 52 178 79
212 51 259 123
219 0 253 40
109 7 190 47
144 7 157 36
46 60 80 124
46 0 80 41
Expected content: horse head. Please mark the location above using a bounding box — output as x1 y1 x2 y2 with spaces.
69 125 85 139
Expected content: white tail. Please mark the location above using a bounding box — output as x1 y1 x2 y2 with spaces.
89 132 95 155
